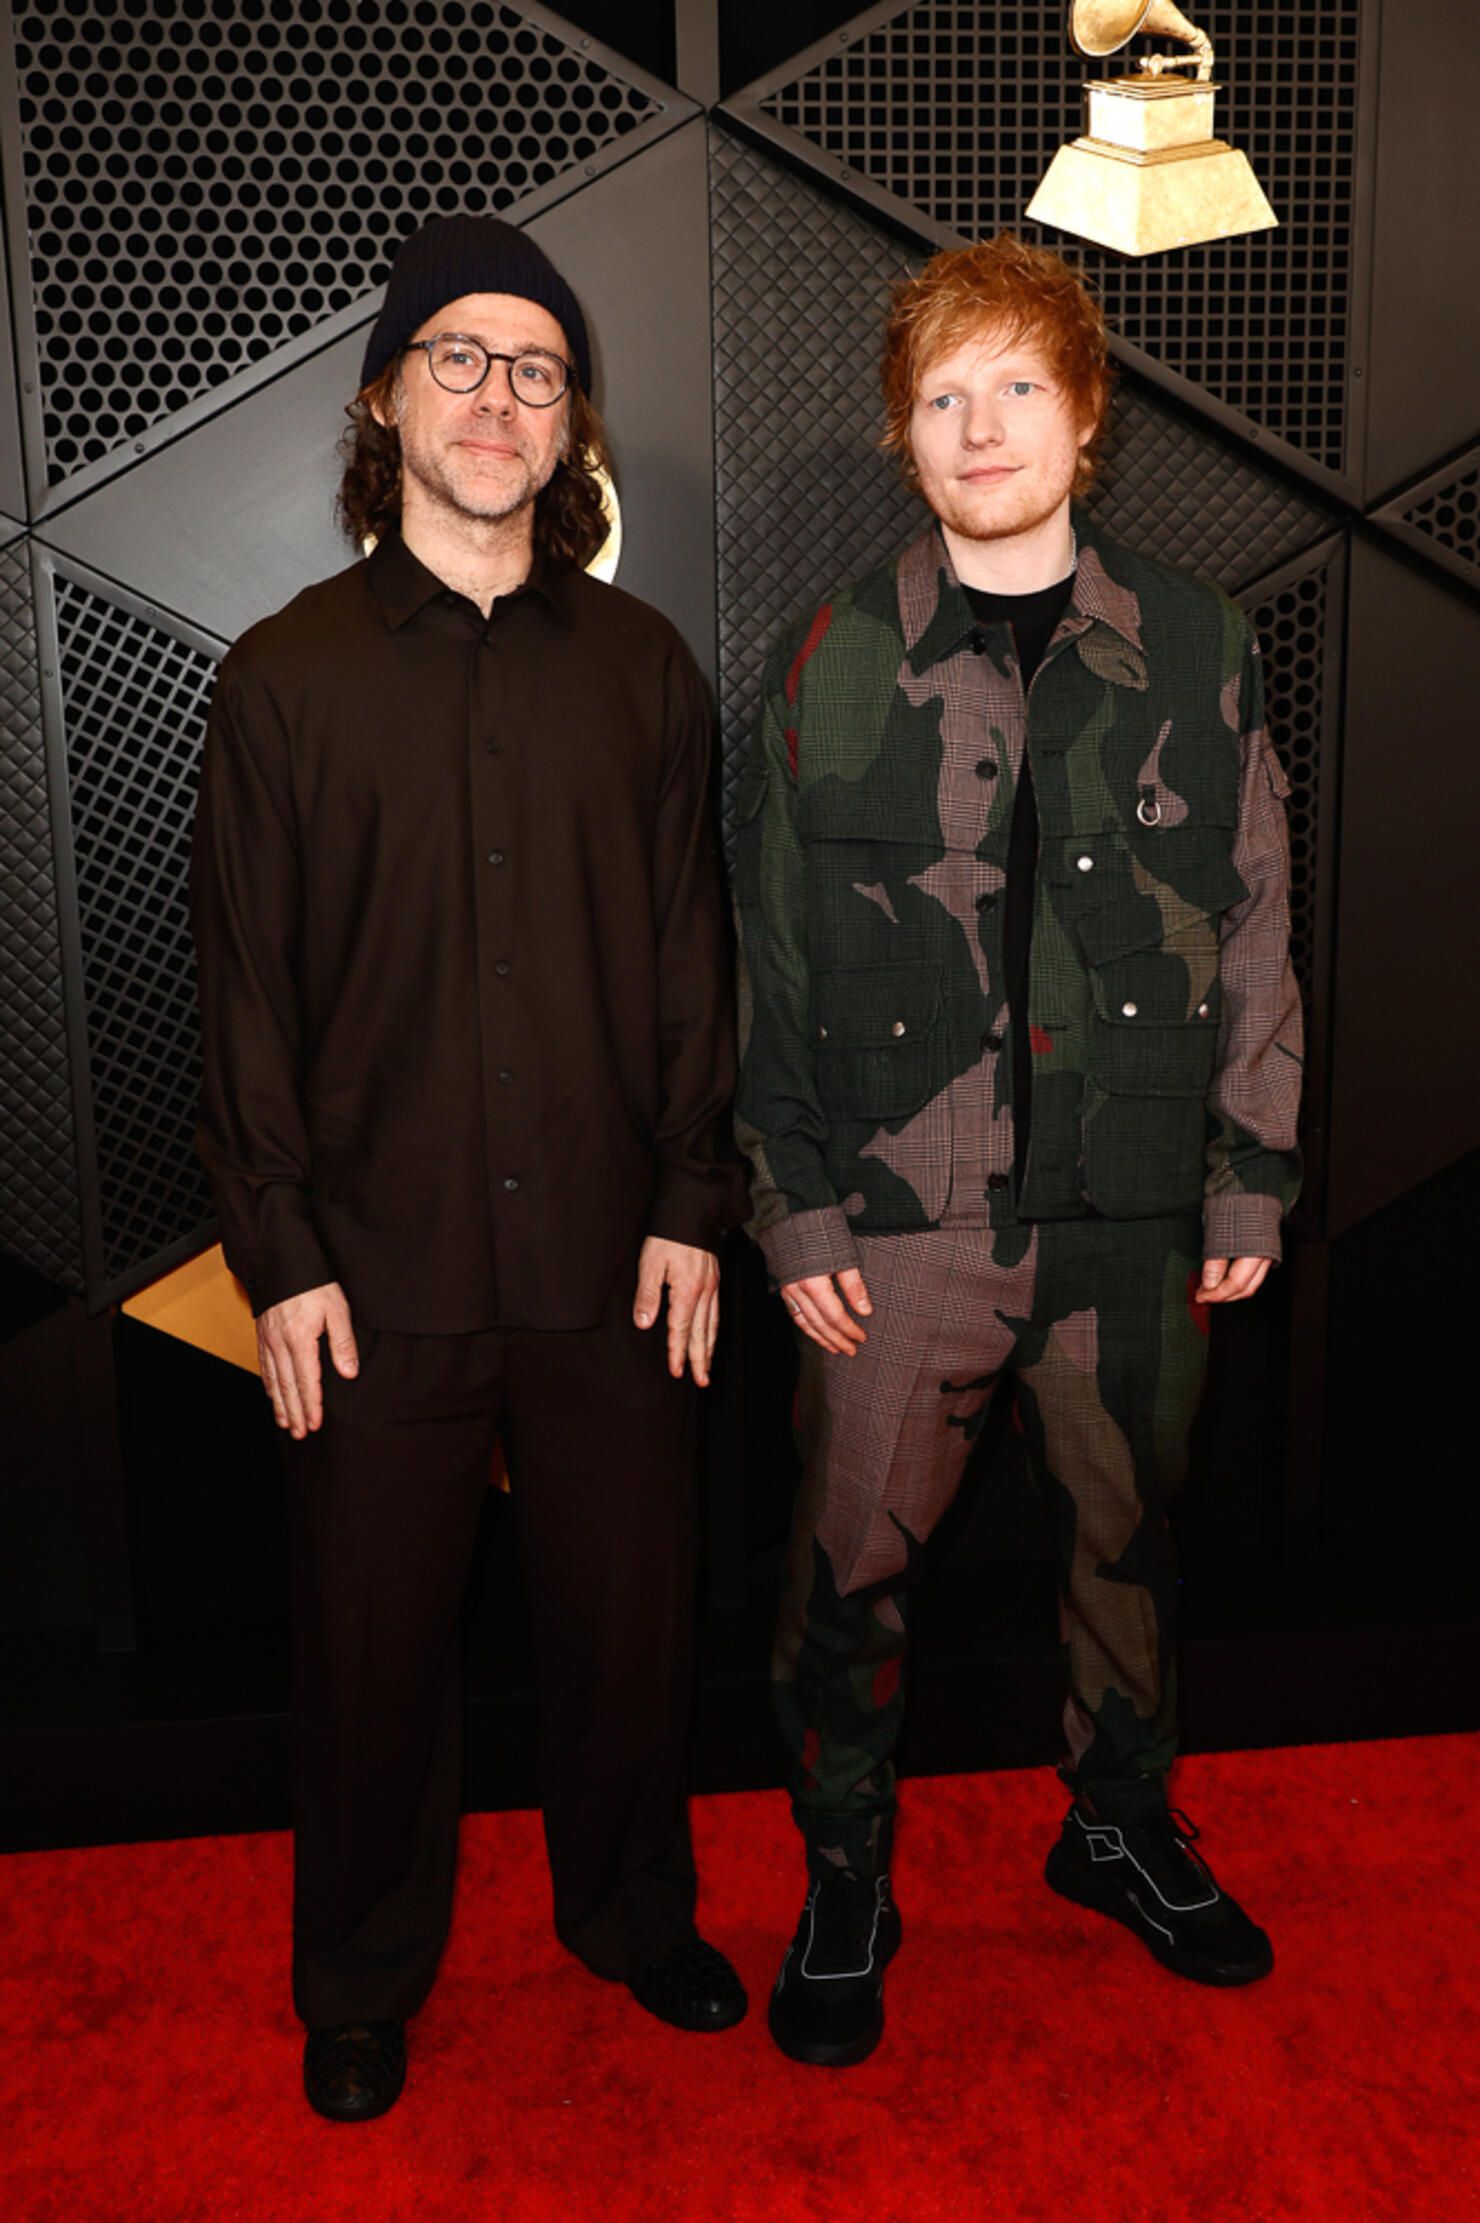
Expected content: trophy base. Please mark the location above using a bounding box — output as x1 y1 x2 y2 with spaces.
1026 137 1277 256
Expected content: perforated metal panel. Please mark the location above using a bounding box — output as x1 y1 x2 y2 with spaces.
54 575 219 1293
8 0 664 487
0 532 83 1289
1372 446 1480 593
742 0 1362 479
711 125 1339 854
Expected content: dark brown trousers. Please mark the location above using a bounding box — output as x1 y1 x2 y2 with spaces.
287 1281 700 2029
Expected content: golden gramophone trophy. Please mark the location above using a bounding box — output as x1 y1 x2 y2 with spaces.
1027 1 1277 256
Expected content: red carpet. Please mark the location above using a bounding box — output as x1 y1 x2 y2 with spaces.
4 1735 1478 2222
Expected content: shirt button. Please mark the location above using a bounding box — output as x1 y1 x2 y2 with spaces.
1121 1001 1138 1018
484 740 499 755
498 1069 514 1084
891 1020 906 1038
974 758 998 780
818 1024 828 1040
503 1176 520 1192
975 891 996 913
1076 854 1094 873
487 850 505 867
494 960 510 976
981 1030 1003 1053
969 629 987 655
986 1172 1009 1191
1197 1001 1210 1018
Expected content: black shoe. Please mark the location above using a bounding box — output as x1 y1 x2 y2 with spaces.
302 2019 407 2122
627 1936 748 2032
1045 1801 1274 1987
769 1868 902 2067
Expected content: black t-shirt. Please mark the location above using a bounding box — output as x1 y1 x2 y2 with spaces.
963 570 1076 1189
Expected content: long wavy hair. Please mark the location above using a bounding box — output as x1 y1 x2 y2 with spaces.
337 361 613 570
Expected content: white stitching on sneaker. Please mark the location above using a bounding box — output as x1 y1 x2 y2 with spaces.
796 1879 884 1981
1074 1812 1220 1913
1126 1888 1176 1944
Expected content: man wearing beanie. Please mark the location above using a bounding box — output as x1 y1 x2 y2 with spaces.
191 213 748 2120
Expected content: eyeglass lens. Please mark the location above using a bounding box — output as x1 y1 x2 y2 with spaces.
426 336 568 403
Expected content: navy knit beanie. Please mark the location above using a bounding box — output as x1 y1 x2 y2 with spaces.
360 214 592 396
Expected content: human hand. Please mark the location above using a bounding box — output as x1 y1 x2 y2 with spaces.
633 1236 721 1386
1196 1256 1273 1306
257 1281 358 1437
780 1268 873 1355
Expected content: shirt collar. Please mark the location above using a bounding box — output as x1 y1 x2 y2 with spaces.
899 512 1144 678
366 528 574 631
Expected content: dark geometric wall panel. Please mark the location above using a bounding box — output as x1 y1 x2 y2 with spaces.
1092 392 1334 597
54 573 219 1294
0 532 83 1290
710 124 921 840
1326 538 1480 1239
1372 447 1480 596
711 125 1337 851
3 0 670 490
45 115 719 676
741 0 1363 483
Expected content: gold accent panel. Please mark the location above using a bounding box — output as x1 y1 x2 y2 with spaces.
122 1241 260 1374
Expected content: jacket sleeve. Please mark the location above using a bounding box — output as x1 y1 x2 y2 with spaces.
189 656 335 1315
1204 632 1305 1262
643 641 749 1256
731 645 861 1287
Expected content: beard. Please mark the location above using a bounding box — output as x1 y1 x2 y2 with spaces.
920 457 1078 546
397 407 569 527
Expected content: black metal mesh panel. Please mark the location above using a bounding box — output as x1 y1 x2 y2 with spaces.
758 0 1360 474
1239 558 1329 1005
1396 453 1480 585
12 0 662 485
55 578 218 1289
710 126 923 851
711 129 1337 854
0 533 83 1290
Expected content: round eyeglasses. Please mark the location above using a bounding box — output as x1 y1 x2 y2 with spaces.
403 334 572 406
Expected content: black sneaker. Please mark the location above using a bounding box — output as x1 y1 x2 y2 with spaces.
1045 1801 1273 1986
768 1867 902 2067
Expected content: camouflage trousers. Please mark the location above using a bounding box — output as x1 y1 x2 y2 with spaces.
773 1214 1210 1873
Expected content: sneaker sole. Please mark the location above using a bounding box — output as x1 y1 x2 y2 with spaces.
1044 1844 1274 1988
767 1990 885 2068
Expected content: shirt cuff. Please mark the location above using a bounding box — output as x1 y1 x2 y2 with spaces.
756 1205 862 1288
1203 1190 1284 1265
230 1225 338 1318
647 1163 749 1258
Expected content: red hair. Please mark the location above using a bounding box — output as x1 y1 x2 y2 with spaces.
881 233 1114 499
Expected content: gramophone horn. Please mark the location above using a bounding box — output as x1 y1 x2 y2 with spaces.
1066 0 1155 60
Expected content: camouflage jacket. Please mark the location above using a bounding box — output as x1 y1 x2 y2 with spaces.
733 517 1303 1286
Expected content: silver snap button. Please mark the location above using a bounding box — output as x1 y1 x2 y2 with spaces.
1076 854 1094 873
1121 1001 1138 1018
891 1020 906 1038
818 1025 828 1040
1197 1001 1210 1018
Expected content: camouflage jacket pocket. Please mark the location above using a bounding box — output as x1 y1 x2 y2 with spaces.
1081 1005 1219 1217
813 958 943 1124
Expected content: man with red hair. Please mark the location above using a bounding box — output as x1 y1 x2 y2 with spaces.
734 233 1302 2066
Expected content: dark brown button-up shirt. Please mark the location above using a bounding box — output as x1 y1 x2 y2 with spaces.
190 531 742 1333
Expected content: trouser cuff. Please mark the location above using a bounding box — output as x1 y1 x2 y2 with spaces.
793 1802 895 1881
